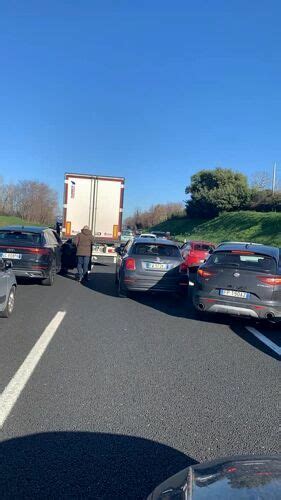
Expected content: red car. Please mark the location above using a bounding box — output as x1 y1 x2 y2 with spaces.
180 240 215 270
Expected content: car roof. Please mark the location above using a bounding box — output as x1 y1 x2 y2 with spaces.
0 225 48 233
214 242 279 259
133 237 178 246
188 240 215 246
216 240 263 247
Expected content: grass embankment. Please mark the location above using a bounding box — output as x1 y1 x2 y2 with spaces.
151 211 281 246
0 216 40 227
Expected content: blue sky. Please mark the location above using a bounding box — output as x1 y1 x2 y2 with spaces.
0 0 280 217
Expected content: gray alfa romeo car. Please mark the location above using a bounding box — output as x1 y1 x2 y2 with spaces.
193 242 281 321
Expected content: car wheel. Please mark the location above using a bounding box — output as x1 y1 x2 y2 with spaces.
0 286 16 318
41 264 55 286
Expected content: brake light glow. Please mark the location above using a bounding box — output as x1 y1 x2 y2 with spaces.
28 248 51 255
0 245 50 255
197 269 216 278
231 250 255 255
179 263 188 273
125 258 136 271
257 275 281 286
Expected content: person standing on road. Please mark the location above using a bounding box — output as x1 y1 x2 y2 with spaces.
75 226 94 282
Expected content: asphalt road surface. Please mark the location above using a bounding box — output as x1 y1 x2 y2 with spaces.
0 265 279 499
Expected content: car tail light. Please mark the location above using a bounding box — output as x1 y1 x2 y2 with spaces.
197 268 216 278
29 248 51 255
0 245 50 255
125 258 136 271
179 263 188 273
231 250 255 255
257 275 281 286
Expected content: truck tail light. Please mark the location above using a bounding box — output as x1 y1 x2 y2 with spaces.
125 258 136 271
257 275 281 286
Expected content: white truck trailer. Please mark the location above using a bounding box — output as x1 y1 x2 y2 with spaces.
62 173 125 264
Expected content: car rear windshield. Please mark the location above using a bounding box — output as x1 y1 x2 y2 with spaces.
132 243 181 258
193 243 214 251
0 231 42 246
208 251 277 273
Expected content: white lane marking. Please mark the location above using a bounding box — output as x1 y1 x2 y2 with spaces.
246 326 281 356
0 311 66 428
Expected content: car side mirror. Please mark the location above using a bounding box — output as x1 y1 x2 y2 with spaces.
208 248 214 254
0 259 11 271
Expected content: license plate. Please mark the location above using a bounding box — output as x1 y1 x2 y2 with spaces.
220 289 249 299
146 263 168 270
0 252 22 260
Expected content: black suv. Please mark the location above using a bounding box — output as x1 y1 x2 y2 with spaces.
0 226 62 286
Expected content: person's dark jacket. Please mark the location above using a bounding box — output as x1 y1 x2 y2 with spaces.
75 228 94 257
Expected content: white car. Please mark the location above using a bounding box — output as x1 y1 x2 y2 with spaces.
138 233 157 239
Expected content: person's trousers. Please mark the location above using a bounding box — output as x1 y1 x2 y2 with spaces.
77 256 90 280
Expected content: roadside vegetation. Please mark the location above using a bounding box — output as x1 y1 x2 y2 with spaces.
151 211 281 246
0 179 58 225
125 168 281 247
0 215 41 227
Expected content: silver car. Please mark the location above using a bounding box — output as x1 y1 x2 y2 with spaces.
0 259 17 318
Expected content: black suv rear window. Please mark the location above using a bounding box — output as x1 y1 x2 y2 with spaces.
132 243 180 257
208 251 276 273
0 231 42 246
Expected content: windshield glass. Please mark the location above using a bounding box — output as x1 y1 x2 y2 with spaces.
0 231 42 246
208 251 277 273
193 244 214 252
132 243 180 257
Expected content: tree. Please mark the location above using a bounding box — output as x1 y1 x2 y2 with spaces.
248 189 281 212
16 181 58 224
125 203 184 229
185 168 250 217
0 179 58 224
251 170 271 190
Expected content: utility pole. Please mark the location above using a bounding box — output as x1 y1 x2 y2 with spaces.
272 162 277 195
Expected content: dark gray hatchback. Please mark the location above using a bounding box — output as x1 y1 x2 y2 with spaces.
193 243 281 321
116 238 189 296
